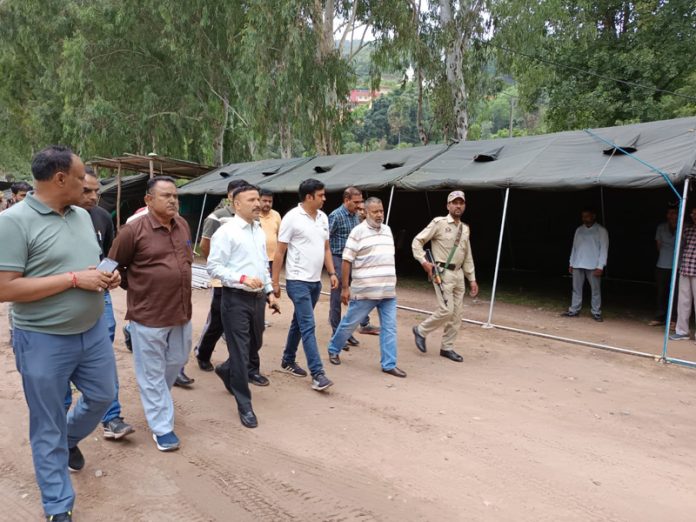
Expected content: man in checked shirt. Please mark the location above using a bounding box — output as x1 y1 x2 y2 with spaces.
670 208 696 341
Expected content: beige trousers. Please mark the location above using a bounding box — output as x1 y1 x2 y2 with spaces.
418 268 465 350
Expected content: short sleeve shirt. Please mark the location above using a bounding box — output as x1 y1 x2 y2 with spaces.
0 193 104 334
201 206 235 239
655 222 675 269
278 204 329 282
259 209 282 260
343 221 396 300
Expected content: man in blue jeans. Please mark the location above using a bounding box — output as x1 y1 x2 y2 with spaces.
63 168 135 440
272 178 339 392
0 146 119 522
327 198 406 377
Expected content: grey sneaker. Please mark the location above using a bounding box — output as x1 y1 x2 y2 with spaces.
281 361 307 377
669 332 690 341
311 373 333 392
103 417 135 440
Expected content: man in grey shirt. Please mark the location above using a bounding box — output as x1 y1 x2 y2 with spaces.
650 204 678 326
0 146 120 521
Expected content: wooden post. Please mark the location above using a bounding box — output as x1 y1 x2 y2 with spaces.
149 158 154 179
116 162 122 232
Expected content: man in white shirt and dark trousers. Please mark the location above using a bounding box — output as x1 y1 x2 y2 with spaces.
272 179 339 392
207 185 279 428
561 207 609 322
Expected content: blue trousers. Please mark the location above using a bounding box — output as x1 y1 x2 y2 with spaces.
328 298 398 370
329 254 370 332
13 316 116 516
64 291 121 422
282 280 325 376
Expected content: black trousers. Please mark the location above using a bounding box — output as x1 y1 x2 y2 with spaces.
195 287 224 362
196 287 263 374
655 267 677 322
219 287 265 409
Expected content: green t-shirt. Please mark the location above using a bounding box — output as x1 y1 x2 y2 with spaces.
0 193 104 334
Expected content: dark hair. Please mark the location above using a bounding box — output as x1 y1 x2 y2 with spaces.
232 184 259 200
260 188 274 198
299 178 325 202
342 186 361 201
11 181 33 194
227 179 249 194
31 145 74 181
581 205 597 214
85 166 97 177
147 175 177 194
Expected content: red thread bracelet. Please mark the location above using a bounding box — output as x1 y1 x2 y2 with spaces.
69 272 77 288
240 275 247 284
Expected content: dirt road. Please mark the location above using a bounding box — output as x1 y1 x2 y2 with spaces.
2 285 696 521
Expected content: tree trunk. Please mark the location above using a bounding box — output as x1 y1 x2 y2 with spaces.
212 97 230 167
416 65 429 145
279 118 293 159
439 0 482 142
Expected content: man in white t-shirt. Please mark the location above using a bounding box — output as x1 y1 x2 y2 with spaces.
272 179 339 392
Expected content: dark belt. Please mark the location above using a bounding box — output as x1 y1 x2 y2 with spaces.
225 287 266 299
436 262 461 271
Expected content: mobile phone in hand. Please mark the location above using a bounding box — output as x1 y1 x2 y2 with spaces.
96 257 119 273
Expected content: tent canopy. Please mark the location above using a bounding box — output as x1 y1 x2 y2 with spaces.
397 117 696 191
176 117 696 196
177 157 313 196
258 145 448 193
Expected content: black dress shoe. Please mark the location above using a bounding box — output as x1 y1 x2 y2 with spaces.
249 372 270 386
329 353 341 365
382 367 407 378
197 358 214 372
174 370 195 387
238 406 258 428
346 336 360 346
412 326 427 353
440 349 463 362
214 364 233 394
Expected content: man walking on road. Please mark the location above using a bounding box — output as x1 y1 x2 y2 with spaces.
207 185 280 428
327 198 406 377
272 178 339 392
411 191 479 363
0 145 119 522
328 187 373 348
561 207 609 322
63 167 135 440
109 176 193 452
194 179 248 374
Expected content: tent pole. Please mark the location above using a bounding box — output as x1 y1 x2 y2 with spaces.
662 178 690 360
484 187 511 328
193 193 208 257
116 162 122 233
600 186 608 277
385 185 396 225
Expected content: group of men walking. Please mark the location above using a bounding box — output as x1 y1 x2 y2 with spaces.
1 146 480 521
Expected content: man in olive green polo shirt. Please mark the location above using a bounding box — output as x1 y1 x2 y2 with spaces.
0 145 120 522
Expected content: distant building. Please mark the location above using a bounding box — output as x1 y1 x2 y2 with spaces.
348 88 390 109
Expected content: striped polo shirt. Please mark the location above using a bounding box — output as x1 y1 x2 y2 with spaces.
342 221 396 300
